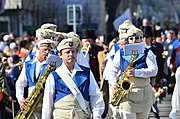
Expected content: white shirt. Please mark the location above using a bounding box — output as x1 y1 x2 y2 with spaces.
103 44 119 81
77 50 90 68
108 48 158 86
15 57 48 101
42 63 105 119
169 67 180 119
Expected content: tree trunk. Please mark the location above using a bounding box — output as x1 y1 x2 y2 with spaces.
105 0 121 34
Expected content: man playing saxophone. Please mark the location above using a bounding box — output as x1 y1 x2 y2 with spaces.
15 39 54 119
103 20 136 119
108 26 158 119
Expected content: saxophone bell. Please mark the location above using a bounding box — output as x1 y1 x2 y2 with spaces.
122 81 131 90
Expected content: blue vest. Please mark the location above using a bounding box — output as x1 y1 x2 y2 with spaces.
52 65 91 103
28 51 36 60
119 48 149 76
51 49 59 55
110 43 120 60
25 59 48 87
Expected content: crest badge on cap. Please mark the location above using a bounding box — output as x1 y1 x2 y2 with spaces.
68 41 73 47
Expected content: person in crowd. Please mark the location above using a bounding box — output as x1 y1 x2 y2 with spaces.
169 66 180 119
169 31 180 73
140 19 153 36
42 37 104 119
97 34 111 118
164 30 179 94
96 34 105 47
143 26 165 88
15 39 54 119
17 40 31 60
0 59 13 119
142 26 165 119
81 29 103 84
108 26 158 119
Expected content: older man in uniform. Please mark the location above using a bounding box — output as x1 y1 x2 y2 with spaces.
103 20 135 119
28 26 63 67
42 37 105 119
109 26 157 119
16 39 54 119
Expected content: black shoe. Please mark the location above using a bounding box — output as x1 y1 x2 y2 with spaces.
155 113 160 119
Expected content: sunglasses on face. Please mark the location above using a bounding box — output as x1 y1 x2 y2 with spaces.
128 36 142 41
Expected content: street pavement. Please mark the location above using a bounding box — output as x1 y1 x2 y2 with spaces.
106 94 172 119
149 94 172 119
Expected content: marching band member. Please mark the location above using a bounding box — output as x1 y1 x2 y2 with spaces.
42 37 104 119
16 39 54 119
108 26 158 119
103 20 135 119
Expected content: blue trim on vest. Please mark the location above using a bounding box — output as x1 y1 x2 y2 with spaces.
25 59 48 87
51 49 59 55
110 43 120 60
52 65 90 103
119 48 149 76
29 51 36 60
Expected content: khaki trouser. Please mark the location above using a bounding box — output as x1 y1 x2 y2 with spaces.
119 108 151 119
53 94 90 119
109 85 120 119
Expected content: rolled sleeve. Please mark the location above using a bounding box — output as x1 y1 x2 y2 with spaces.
135 50 158 78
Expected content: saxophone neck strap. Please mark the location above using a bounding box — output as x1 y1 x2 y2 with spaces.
58 67 89 114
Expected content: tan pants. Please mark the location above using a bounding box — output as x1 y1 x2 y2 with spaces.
119 108 151 119
53 94 90 119
109 86 120 119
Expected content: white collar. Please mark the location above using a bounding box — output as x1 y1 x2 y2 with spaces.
60 63 83 76
31 56 47 65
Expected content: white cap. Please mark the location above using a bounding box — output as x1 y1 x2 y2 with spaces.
3 35 11 42
10 42 17 49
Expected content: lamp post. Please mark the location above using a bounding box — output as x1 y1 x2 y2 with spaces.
17 2 19 36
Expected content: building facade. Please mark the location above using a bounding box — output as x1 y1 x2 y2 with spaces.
0 0 179 36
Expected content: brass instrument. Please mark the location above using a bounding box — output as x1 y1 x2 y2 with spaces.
15 64 56 119
111 50 138 106
81 42 90 58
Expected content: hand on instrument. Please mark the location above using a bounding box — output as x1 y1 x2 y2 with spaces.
18 98 28 109
111 84 118 93
126 68 134 77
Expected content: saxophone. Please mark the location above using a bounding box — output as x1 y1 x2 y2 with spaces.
15 64 56 119
111 50 138 106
